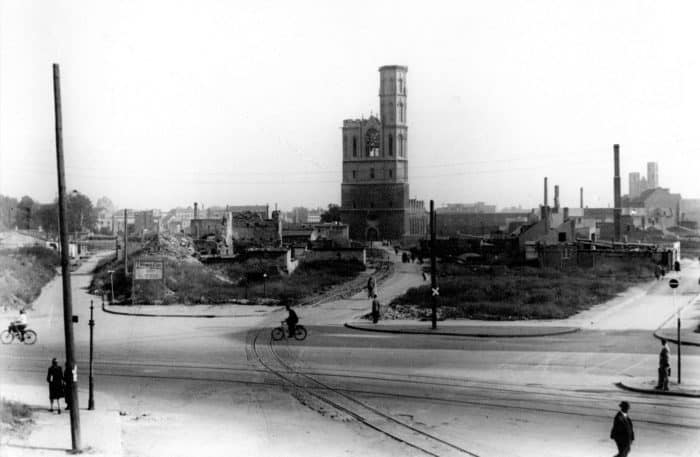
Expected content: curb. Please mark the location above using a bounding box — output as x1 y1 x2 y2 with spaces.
652 330 700 347
343 322 581 338
101 302 261 319
615 382 700 398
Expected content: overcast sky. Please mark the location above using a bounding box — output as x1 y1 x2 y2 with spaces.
1 1 699 212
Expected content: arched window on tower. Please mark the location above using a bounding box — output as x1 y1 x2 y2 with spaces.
398 134 404 156
398 78 403 94
398 102 404 123
352 136 357 157
388 134 393 156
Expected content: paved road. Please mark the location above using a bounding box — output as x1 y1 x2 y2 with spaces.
1 251 699 456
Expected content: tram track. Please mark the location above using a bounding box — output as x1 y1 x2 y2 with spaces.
250 328 481 457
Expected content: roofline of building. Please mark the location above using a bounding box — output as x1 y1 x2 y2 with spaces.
379 65 408 72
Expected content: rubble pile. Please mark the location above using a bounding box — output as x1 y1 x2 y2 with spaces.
141 233 197 262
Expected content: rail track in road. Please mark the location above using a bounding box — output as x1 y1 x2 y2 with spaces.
3 351 699 432
250 328 481 457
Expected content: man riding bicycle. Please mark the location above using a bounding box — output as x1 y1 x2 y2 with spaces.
9 309 27 341
284 303 299 337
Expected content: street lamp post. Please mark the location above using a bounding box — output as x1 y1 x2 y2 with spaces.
88 300 95 410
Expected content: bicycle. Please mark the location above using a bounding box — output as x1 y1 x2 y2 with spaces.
271 321 307 341
1 326 37 345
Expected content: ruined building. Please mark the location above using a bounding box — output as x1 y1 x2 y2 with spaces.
340 65 410 241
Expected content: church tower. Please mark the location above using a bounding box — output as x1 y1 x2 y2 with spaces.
340 66 410 241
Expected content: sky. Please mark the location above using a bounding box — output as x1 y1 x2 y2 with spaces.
1 0 699 212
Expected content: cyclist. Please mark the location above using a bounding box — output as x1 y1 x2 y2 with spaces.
9 309 27 341
284 303 299 337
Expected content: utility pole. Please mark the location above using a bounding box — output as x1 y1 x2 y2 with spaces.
430 200 437 330
123 209 128 276
53 63 81 452
88 299 95 410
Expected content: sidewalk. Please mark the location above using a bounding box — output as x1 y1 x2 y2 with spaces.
344 320 580 337
0 383 123 456
615 377 700 398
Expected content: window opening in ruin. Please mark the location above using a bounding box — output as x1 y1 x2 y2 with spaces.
352 137 357 156
388 134 393 156
370 168 375 179
365 128 380 157
352 170 356 179
389 169 393 178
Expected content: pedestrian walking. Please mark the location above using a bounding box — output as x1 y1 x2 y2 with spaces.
46 358 64 413
610 401 634 457
655 338 671 391
394 246 399 256
371 294 380 324
367 276 376 299
654 264 660 280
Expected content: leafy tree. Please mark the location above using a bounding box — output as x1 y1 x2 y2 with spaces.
35 204 59 234
320 204 341 223
15 196 34 229
0 195 19 230
67 191 97 233
95 196 115 214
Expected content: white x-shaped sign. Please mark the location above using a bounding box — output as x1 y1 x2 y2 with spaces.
432 287 440 296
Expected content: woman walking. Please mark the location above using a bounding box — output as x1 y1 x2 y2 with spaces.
46 358 64 413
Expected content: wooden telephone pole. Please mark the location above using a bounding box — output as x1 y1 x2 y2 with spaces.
53 63 81 452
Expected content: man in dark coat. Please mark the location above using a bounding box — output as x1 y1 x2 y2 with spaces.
46 358 64 413
610 401 634 457
655 338 671 391
371 294 380 324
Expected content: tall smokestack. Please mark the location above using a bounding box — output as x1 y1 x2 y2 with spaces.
544 177 548 207
194 202 198 220
554 185 560 212
613 144 621 242
580 187 583 208
543 177 550 234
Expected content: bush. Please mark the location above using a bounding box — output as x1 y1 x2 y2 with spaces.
389 260 656 320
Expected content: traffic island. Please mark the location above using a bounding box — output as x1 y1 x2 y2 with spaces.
615 377 700 398
344 321 580 338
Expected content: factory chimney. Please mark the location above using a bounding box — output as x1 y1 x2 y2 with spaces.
580 187 583 208
194 202 199 220
613 144 621 242
554 185 560 213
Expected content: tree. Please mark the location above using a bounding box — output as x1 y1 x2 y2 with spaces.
67 191 97 233
96 196 115 214
15 196 34 229
0 195 19 230
35 204 59 234
320 204 341 223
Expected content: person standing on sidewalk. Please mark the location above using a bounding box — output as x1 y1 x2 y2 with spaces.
46 358 64 414
371 294 381 324
367 276 376 299
655 338 671 391
610 401 634 457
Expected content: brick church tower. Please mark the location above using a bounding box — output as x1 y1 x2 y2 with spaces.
340 65 409 241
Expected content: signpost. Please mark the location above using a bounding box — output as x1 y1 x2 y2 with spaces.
669 277 681 384
132 258 165 304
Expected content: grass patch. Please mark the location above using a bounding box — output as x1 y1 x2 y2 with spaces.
1 398 34 437
91 253 366 305
0 246 60 310
389 260 656 320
